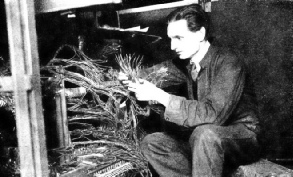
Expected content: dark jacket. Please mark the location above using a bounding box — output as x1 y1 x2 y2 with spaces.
141 45 259 134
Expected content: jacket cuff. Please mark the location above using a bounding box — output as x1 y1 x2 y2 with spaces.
164 95 186 125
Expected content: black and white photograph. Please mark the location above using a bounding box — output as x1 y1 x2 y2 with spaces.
0 0 293 176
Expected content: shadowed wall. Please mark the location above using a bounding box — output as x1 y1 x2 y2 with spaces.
210 1 293 162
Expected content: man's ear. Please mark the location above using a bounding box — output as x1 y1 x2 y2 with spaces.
198 27 206 41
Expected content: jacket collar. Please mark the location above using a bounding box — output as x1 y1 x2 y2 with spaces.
199 45 218 70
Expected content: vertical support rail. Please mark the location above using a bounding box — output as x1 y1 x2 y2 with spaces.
4 0 49 176
55 67 71 151
55 93 71 147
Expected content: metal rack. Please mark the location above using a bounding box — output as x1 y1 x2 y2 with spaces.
1 0 199 176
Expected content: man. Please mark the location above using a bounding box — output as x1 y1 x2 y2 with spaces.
120 4 261 177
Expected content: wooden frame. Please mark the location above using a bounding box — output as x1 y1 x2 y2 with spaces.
4 0 49 176
1 1 204 176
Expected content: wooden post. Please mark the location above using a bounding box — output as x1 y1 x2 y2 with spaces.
4 0 49 176
55 67 71 150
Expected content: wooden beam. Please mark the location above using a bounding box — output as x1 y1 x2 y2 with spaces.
35 0 122 13
0 76 34 92
118 0 198 14
4 0 49 176
0 76 13 92
231 159 293 177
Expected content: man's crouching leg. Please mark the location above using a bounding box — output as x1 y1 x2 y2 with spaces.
189 124 261 177
140 132 192 177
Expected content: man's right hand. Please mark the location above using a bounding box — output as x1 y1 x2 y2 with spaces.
118 72 132 86
118 72 128 81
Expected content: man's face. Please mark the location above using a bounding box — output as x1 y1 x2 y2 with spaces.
167 20 205 59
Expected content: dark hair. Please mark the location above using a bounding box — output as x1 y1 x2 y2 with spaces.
167 4 210 40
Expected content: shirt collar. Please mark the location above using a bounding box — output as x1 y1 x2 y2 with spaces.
190 41 210 72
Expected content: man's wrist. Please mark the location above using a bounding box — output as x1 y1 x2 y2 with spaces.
153 89 170 107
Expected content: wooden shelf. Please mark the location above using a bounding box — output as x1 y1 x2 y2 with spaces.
118 0 198 14
116 0 199 29
35 0 122 13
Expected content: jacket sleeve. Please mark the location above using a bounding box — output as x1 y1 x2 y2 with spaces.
164 55 245 127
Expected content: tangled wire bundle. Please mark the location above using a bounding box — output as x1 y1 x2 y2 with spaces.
43 45 154 177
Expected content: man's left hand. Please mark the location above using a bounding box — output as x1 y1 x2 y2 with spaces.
126 79 170 106
127 79 157 101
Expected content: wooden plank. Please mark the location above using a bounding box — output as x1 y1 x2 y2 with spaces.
231 159 293 177
118 0 198 14
0 76 13 92
117 1 199 29
35 0 122 13
4 0 49 176
0 76 33 92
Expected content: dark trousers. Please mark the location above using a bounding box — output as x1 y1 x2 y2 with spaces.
140 124 261 177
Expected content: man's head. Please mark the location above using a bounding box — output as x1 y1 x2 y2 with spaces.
167 4 210 59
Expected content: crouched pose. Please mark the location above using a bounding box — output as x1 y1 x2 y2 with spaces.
120 4 261 177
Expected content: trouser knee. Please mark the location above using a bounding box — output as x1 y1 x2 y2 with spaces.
140 132 165 155
189 124 223 149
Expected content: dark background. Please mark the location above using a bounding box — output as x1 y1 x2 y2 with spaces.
210 1 293 164
0 0 293 168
